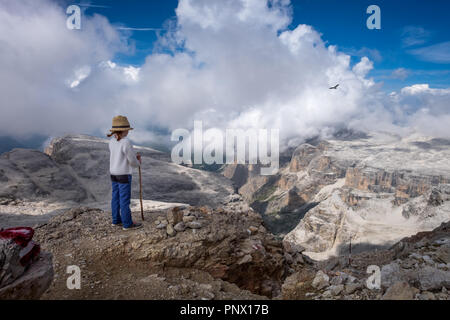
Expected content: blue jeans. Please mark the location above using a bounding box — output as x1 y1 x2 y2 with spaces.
111 174 133 228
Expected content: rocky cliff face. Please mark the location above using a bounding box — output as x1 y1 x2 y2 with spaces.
223 131 450 260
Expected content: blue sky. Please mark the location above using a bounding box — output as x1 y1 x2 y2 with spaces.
70 0 450 92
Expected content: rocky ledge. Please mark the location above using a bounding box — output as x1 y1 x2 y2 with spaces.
33 204 302 299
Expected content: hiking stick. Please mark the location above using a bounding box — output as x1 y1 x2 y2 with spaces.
139 165 144 221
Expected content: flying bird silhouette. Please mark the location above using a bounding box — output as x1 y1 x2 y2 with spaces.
329 84 339 89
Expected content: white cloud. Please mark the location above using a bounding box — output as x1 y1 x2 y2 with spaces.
391 68 410 80
387 84 450 137
409 41 450 64
67 65 91 88
123 66 140 81
0 0 449 147
401 26 431 47
352 57 373 77
400 84 450 95
0 0 128 138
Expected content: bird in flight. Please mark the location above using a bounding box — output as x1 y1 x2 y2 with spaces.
329 84 339 89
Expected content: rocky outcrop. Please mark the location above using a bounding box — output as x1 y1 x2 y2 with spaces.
34 204 288 298
0 252 53 299
0 232 53 300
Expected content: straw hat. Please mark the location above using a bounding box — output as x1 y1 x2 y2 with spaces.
110 115 134 132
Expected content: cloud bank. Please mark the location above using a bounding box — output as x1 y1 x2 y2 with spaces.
0 0 449 149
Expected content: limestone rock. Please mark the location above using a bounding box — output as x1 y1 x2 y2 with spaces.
381 262 450 291
281 269 316 299
418 291 436 300
329 284 344 296
166 224 176 237
284 253 293 264
183 216 195 223
345 283 362 295
330 272 349 286
248 226 258 234
312 270 329 290
174 222 186 232
321 290 332 299
156 222 167 229
0 239 25 287
238 254 252 265
0 252 53 299
417 266 450 291
382 281 417 300
167 207 184 225
435 246 450 263
187 221 202 229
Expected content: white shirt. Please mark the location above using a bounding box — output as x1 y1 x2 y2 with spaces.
109 137 140 175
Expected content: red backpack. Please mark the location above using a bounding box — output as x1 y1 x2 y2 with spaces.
0 227 40 266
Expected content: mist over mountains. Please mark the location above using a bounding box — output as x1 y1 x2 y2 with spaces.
0 135 48 155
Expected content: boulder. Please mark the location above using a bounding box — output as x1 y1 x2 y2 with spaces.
0 252 53 299
312 270 329 290
344 282 362 294
382 281 417 300
417 266 450 291
174 222 186 232
237 254 252 265
166 224 176 237
281 268 316 299
156 222 167 229
0 239 26 287
330 272 349 286
248 226 258 234
329 284 344 296
381 262 450 291
418 291 436 300
182 216 195 223
284 253 293 264
435 245 450 264
187 221 202 229
167 207 184 225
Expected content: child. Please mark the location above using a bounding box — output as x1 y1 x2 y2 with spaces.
107 115 142 230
